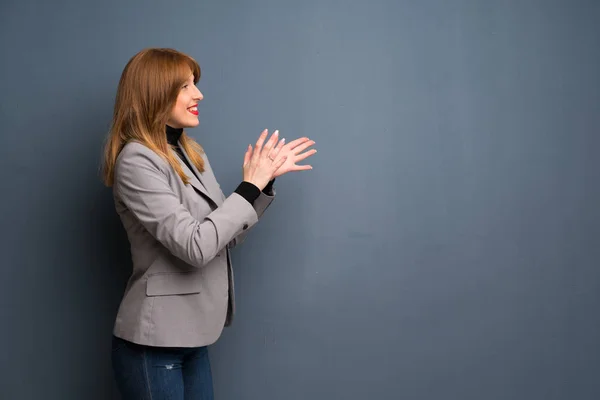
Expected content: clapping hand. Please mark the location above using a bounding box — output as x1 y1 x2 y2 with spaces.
244 129 317 187
265 131 316 178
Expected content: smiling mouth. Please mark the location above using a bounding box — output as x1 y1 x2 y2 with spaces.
187 106 198 116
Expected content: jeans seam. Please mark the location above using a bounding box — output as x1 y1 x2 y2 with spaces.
143 349 154 400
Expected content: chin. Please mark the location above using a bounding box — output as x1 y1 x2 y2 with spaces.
182 119 200 129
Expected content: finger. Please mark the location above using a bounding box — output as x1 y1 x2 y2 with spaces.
293 164 313 171
291 140 316 155
251 129 268 163
274 155 287 170
274 137 286 152
294 148 317 162
283 137 310 151
243 145 253 166
270 137 285 159
261 130 279 157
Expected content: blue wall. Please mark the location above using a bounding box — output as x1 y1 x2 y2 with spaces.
1 1 599 399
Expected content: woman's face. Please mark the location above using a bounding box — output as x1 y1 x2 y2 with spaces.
167 73 203 129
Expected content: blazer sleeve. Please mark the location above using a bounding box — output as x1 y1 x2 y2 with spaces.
114 144 259 268
227 189 275 249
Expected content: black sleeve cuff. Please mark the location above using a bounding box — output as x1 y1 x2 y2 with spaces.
262 178 275 196
235 181 261 204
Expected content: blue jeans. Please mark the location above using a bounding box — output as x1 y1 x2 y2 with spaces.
111 335 214 400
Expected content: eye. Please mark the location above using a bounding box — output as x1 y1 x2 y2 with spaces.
182 84 189 89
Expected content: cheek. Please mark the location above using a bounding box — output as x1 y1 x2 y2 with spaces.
173 101 186 118
179 96 192 112
173 93 185 108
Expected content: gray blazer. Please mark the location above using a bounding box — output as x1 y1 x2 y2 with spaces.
111 140 274 348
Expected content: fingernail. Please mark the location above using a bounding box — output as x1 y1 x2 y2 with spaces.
274 130 279 135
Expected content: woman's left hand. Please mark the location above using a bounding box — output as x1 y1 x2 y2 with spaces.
267 133 317 178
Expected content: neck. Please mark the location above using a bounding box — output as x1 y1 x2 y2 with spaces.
166 125 183 145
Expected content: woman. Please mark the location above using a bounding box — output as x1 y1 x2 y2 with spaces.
101 48 316 399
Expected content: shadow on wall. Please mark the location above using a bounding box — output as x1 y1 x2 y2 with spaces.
85 137 133 397
12 116 133 398
59 129 132 398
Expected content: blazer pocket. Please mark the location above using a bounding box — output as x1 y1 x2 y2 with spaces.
146 272 202 297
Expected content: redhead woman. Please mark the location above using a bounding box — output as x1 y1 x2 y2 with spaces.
101 48 316 399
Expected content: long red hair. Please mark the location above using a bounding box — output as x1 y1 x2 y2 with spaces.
102 48 205 186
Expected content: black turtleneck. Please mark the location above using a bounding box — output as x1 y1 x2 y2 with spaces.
166 125 274 205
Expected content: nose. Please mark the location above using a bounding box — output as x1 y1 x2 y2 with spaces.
195 87 203 101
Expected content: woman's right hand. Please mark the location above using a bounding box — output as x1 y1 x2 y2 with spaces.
242 129 287 190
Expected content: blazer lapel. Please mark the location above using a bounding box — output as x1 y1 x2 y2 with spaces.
177 143 223 206
175 156 212 201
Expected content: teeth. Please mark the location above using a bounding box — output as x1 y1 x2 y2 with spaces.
189 107 197 112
